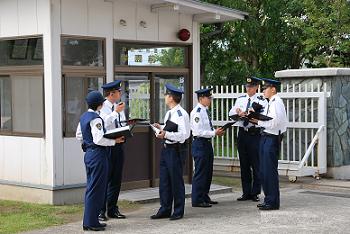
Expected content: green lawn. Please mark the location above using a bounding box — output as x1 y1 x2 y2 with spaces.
0 200 139 234
212 176 242 191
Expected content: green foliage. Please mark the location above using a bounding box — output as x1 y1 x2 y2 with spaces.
155 48 185 67
200 0 350 85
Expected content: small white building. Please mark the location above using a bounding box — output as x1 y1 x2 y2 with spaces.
0 0 247 204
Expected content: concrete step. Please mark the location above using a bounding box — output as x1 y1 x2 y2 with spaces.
119 184 232 204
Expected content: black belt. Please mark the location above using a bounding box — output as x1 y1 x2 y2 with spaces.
261 132 278 137
193 136 211 142
239 127 261 135
164 143 184 149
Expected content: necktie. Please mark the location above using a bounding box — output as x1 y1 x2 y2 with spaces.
206 109 214 130
111 105 114 112
243 98 251 127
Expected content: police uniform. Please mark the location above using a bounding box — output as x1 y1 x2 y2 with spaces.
76 91 115 231
190 88 217 207
99 80 127 219
256 78 287 210
229 77 268 201
151 84 190 221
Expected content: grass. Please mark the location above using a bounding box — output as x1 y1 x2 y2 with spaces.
0 200 140 234
212 176 242 191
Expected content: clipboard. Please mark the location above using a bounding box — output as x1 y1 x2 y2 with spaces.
104 126 133 139
247 112 273 121
219 122 236 130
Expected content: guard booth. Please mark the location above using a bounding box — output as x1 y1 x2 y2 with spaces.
0 0 247 204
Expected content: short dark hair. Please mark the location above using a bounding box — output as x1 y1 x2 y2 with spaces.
170 94 182 104
88 103 101 111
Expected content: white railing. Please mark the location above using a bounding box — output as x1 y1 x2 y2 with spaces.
209 83 329 180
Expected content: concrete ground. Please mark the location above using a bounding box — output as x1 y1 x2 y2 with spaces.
24 179 350 234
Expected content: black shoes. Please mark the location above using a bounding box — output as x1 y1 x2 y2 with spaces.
98 213 108 221
237 195 251 201
257 203 265 208
251 195 260 202
192 202 212 208
108 210 126 219
258 204 279 210
208 200 219 205
82 224 106 231
169 214 183 221
237 195 260 202
150 212 171 219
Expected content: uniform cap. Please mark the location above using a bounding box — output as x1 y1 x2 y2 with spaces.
85 90 105 106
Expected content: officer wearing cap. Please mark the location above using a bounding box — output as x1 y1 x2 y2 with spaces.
99 80 127 221
191 88 225 208
76 91 121 231
250 78 287 210
229 77 268 202
150 83 190 221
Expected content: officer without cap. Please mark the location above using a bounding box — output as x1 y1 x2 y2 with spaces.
229 77 268 202
190 88 225 208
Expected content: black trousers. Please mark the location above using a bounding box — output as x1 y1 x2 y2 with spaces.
101 144 124 215
237 129 261 196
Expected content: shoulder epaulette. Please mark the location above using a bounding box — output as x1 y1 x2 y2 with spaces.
177 110 183 117
196 107 201 113
257 95 264 100
238 95 246 98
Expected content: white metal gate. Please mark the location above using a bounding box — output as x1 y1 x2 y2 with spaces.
209 83 329 181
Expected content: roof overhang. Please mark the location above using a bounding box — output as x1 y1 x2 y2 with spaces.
105 0 248 23
152 0 248 23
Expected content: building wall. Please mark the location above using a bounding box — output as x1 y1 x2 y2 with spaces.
0 0 198 191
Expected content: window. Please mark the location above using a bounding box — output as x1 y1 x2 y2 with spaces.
115 43 188 67
63 76 104 137
62 38 104 67
0 75 44 136
0 37 43 66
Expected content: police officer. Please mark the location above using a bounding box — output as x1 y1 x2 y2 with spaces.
99 80 127 220
150 83 190 221
76 91 122 231
191 88 225 208
229 77 267 202
250 78 287 210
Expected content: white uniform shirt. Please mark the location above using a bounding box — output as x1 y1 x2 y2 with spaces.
257 94 288 135
190 103 215 138
99 99 126 131
76 109 115 146
229 93 268 128
162 104 190 144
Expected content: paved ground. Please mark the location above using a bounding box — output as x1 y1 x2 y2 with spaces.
25 182 350 234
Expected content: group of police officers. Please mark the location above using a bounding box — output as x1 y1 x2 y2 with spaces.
76 77 287 231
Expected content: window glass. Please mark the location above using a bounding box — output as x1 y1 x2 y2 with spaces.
115 43 187 67
116 74 150 120
0 77 12 131
64 76 104 136
0 37 43 66
0 75 44 134
62 38 104 67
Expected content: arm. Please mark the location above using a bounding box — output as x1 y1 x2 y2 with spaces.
90 118 116 146
165 114 190 142
76 123 83 142
191 112 215 138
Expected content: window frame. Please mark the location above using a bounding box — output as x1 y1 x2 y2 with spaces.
0 70 45 138
61 35 107 138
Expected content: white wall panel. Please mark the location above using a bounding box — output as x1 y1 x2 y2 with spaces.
0 137 4 179
2 137 22 182
63 138 86 185
179 13 193 43
0 0 19 37
21 138 44 184
61 0 88 35
18 0 38 35
136 1 158 42
37 0 50 34
158 10 179 43
114 0 137 40
87 0 113 37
